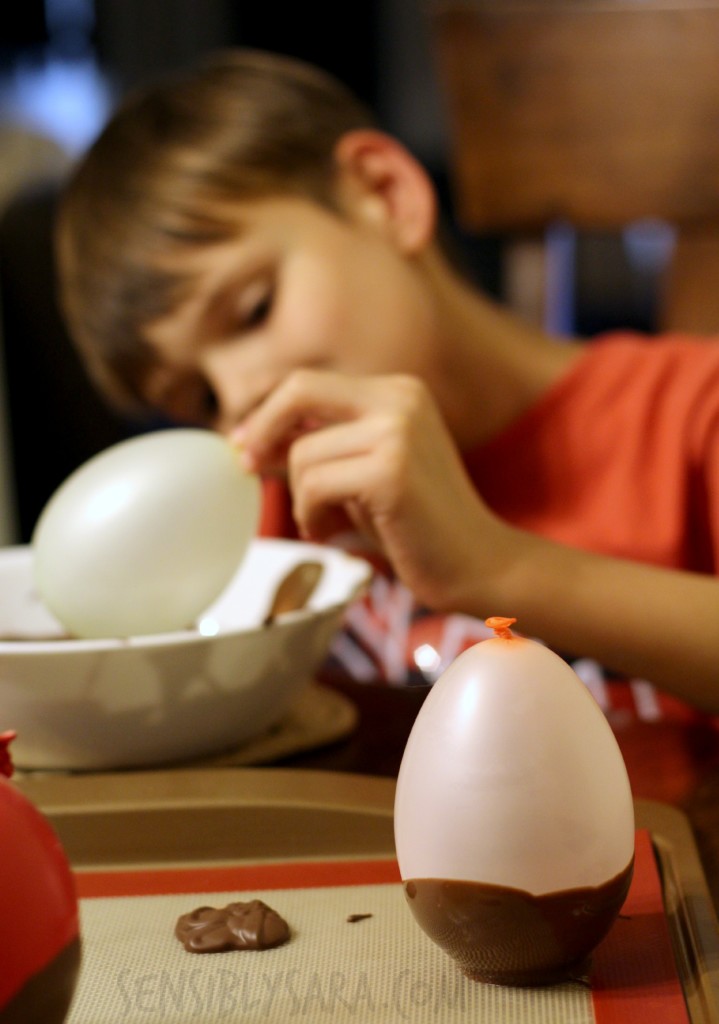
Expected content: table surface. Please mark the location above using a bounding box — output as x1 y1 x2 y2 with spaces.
277 669 719 917
13 666 719 1021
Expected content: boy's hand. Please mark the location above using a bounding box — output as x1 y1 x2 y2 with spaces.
233 369 502 612
233 368 719 710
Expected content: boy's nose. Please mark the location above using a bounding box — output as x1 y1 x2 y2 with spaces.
204 364 276 434
210 381 258 434
199 346 254 429
200 337 292 432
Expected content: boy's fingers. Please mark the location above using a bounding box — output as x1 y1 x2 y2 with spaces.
237 370 371 465
291 451 383 538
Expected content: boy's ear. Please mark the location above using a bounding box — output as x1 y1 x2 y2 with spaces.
333 130 437 254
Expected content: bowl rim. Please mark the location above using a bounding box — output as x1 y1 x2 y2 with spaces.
0 538 372 655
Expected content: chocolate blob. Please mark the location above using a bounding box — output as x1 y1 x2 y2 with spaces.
175 899 290 954
404 859 633 986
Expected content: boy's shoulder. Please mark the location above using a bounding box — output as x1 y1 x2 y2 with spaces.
524 330 719 427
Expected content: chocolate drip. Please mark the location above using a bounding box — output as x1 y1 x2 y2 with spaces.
175 899 290 953
404 859 633 986
0 936 81 1024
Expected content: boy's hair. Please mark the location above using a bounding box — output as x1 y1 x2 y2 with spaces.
56 48 377 414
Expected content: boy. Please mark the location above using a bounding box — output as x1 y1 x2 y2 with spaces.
57 48 719 711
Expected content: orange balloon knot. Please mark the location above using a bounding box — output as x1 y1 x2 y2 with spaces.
485 616 517 639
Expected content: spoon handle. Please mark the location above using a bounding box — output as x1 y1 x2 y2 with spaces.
263 561 324 625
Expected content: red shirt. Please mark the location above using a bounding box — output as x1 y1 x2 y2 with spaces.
258 333 719 793
468 333 719 572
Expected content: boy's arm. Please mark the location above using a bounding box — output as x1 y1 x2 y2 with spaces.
238 368 719 713
453 519 719 714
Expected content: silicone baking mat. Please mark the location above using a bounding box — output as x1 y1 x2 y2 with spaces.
61 831 684 1024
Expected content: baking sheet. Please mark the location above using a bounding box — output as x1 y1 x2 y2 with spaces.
14 769 719 1023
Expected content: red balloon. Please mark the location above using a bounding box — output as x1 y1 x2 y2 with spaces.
0 734 80 1022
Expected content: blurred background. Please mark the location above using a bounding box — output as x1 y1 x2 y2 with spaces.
0 0 668 546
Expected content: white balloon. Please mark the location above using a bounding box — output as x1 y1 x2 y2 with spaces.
395 627 635 893
32 429 260 638
393 619 635 984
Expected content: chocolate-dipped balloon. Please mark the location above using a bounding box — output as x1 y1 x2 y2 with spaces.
0 732 81 1022
394 617 634 986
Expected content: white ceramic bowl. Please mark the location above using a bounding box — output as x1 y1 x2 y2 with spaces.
0 539 371 770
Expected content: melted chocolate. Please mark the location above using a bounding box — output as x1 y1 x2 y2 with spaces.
0 936 81 1024
175 899 290 954
404 859 633 986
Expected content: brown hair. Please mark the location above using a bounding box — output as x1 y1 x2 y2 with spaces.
56 48 377 413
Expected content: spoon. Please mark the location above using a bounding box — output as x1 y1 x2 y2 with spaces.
263 561 324 625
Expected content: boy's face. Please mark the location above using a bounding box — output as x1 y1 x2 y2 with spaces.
143 195 443 433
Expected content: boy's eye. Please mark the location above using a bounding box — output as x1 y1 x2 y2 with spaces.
236 279 273 331
246 292 272 327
